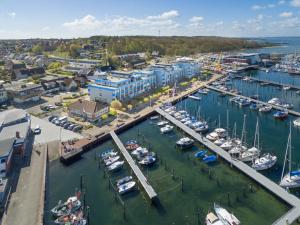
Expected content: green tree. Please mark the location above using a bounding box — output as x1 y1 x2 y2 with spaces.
31 44 43 54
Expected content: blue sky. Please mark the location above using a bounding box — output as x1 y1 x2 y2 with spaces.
1 0 300 39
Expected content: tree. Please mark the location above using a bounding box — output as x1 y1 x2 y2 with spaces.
110 100 122 110
69 44 80 58
47 61 63 70
31 44 43 54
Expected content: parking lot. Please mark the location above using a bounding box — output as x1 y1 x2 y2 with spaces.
31 116 82 145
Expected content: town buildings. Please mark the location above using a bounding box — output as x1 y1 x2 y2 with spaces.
68 99 109 122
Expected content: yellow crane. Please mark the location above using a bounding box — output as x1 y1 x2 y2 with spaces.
215 52 223 72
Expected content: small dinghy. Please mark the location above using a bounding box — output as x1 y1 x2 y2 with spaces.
194 150 207 158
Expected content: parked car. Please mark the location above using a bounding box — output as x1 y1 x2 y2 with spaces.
68 124 76 130
48 115 57 122
54 102 63 107
60 120 68 127
33 125 41 134
73 126 82 132
47 105 56 110
63 122 72 129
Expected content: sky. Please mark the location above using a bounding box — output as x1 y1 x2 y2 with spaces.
2 0 300 39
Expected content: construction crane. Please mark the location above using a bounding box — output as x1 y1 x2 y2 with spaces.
215 52 223 72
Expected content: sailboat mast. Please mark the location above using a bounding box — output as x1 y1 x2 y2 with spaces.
226 110 229 133
288 124 292 174
241 114 246 145
281 123 292 180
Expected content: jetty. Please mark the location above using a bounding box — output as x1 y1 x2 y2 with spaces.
206 85 300 117
233 75 300 91
110 131 158 201
155 107 300 225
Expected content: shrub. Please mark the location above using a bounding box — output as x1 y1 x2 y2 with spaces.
101 114 108 120
110 100 122 110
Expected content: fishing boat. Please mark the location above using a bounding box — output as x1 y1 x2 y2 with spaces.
214 203 240 225
139 155 156 166
51 195 82 217
293 118 300 127
160 124 174 133
239 119 260 162
157 121 169 127
118 181 136 195
206 212 225 225
188 95 201 100
176 137 194 149
252 153 277 171
273 110 288 119
203 155 217 163
280 125 300 188
107 161 124 172
104 156 121 166
116 176 133 187
259 105 272 112
194 150 207 158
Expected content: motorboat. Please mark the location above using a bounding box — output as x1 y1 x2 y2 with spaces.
116 176 133 187
54 210 87 225
139 155 156 166
283 86 291 90
125 140 139 151
238 98 251 107
194 124 209 133
98 149 118 159
203 155 217 163
259 105 272 112
293 118 300 127
164 106 176 113
214 138 226 146
273 110 288 119
206 128 227 141
194 150 207 158
51 196 81 217
239 147 260 162
157 121 169 127
220 140 234 151
176 137 194 149
282 103 294 109
198 89 209 94
107 161 124 172
118 181 136 195
228 145 247 157
104 156 120 166
280 126 300 188
206 212 224 225
252 153 277 171
131 147 148 157
214 203 240 225
268 98 281 105
150 115 159 120
160 124 174 133
188 95 201 100
206 132 219 141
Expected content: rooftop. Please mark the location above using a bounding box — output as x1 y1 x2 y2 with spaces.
0 109 29 126
0 138 15 158
68 99 108 114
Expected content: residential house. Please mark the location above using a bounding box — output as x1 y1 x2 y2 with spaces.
0 81 7 104
63 78 78 91
40 75 64 94
4 81 43 103
68 99 109 122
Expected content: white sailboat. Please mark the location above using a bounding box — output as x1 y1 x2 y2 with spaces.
239 118 260 162
229 115 248 157
214 203 240 225
280 124 300 188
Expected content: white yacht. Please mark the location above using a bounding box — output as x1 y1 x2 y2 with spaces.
131 147 148 157
252 153 277 171
220 139 234 151
214 203 240 225
259 105 272 112
293 117 300 127
176 137 194 149
214 138 226 146
280 125 300 188
118 181 136 195
160 124 174 133
206 128 227 141
268 98 281 105
157 121 169 127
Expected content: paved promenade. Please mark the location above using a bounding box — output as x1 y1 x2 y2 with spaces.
155 107 300 225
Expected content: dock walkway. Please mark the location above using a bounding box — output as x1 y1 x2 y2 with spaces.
234 75 300 90
206 85 300 117
155 107 300 225
110 131 157 200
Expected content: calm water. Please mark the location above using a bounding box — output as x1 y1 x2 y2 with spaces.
45 117 290 225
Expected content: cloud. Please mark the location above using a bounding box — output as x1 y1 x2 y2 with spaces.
278 0 286 4
279 11 293 17
146 10 179 20
42 26 50 31
252 3 277 10
291 0 300 7
8 12 16 18
188 16 204 27
63 14 102 30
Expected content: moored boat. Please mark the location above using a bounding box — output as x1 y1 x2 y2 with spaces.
252 153 277 171
118 181 136 195
214 203 240 225
176 137 194 149
160 124 174 133
51 195 82 218
107 161 124 172
116 176 133 187
139 155 156 166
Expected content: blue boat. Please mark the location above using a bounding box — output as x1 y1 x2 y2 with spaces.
273 110 288 119
194 150 207 158
203 155 217 163
290 170 300 176
249 103 257 110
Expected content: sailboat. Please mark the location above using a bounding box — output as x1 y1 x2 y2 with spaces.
229 115 248 157
280 124 300 188
239 118 260 162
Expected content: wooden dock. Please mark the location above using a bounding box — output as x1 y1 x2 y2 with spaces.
155 107 300 225
110 131 158 201
233 75 300 90
206 85 300 117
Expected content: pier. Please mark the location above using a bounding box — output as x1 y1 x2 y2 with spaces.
206 85 300 117
155 107 300 225
110 131 158 201
233 75 300 90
